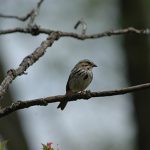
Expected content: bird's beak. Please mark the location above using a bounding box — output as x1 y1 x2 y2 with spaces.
93 63 97 67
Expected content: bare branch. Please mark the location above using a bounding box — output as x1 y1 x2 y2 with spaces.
0 10 34 21
61 27 150 40
0 0 44 23
0 27 53 35
0 82 150 118
74 18 87 35
37 0 44 9
28 0 44 26
0 27 149 37
0 32 60 98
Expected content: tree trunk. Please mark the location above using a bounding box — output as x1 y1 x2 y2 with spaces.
120 0 150 149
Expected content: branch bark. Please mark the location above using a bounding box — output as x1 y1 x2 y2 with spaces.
0 11 34 21
0 32 60 98
0 27 149 37
0 82 150 118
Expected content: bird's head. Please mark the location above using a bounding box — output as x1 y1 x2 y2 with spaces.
75 59 97 70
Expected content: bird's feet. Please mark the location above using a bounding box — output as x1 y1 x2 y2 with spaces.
80 90 91 99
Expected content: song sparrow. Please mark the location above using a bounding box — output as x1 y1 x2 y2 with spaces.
57 59 97 110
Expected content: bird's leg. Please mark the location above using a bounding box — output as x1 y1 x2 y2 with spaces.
79 90 91 99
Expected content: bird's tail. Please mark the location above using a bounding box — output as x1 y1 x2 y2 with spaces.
57 91 72 110
57 100 68 110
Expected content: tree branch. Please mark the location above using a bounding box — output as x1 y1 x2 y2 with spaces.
0 31 60 98
28 0 44 26
0 26 149 37
60 27 150 39
0 11 34 21
0 27 150 99
0 0 44 22
0 82 150 118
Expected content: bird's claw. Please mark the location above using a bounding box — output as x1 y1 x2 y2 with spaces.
80 90 91 99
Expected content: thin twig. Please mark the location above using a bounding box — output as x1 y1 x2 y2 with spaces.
28 0 44 26
0 82 150 118
74 18 87 35
0 0 44 23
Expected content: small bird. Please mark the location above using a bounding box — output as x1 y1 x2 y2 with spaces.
57 59 97 110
